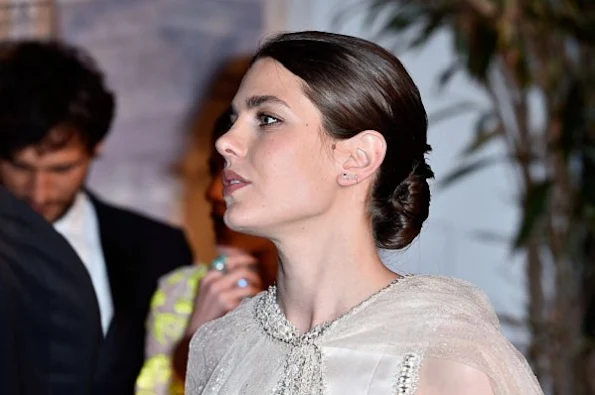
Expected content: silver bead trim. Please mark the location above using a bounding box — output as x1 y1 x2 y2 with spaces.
394 352 423 395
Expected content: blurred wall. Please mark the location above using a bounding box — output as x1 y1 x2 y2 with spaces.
54 0 263 261
264 0 529 345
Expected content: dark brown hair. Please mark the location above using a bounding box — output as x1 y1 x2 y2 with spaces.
0 40 115 159
253 31 434 249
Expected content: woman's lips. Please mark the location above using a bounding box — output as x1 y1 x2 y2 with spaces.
222 170 251 196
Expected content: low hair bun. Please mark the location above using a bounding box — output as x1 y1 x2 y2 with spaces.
372 160 434 250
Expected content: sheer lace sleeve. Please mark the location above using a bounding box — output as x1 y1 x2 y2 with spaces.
416 358 494 395
414 276 543 395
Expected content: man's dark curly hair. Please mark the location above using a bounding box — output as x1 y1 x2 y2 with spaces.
0 40 115 159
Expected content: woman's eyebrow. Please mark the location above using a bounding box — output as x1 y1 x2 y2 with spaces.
245 95 291 110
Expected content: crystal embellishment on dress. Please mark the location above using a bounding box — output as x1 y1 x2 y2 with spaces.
394 352 423 395
255 278 404 395
255 286 331 394
272 343 326 395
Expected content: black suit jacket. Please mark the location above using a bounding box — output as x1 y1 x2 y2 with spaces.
88 194 193 395
0 259 21 395
0 186 102 395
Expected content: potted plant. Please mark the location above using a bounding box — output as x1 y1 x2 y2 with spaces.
364 1 595 393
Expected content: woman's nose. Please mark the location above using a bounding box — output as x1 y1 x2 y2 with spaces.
215 123 247 164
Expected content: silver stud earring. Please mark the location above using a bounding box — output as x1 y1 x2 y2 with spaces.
342 173 357 180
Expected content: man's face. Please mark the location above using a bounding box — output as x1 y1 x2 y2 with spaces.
0 135 95 223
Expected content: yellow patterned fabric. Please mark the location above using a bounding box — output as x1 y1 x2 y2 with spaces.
136 265 207 395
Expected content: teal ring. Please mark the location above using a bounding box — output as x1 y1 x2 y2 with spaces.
210 255 228 273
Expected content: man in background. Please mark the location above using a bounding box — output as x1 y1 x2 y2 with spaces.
0 40 193 394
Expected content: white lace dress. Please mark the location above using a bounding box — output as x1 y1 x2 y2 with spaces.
185 275 543 394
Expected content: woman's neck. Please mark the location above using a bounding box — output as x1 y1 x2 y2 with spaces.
273 217 397 334
253 246 279 288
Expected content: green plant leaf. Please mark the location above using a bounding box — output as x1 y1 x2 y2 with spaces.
427 100 479 126
438 156 503 189
385 13 417 31
437 60 461 92
460 111 502 156
466 20 498 81
410 11 449 48
468 228 510 245
513 180 552 249
376 1 426 33
461 126 502 156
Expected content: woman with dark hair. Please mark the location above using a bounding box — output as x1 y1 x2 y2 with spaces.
185 31 543 394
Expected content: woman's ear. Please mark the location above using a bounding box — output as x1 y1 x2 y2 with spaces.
336 130 386 186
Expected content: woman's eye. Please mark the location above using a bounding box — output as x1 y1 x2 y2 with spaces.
259 114 279 126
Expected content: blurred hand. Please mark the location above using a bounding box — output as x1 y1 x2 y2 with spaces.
185 247 262 336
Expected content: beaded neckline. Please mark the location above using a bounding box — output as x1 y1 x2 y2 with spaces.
254 276 406 346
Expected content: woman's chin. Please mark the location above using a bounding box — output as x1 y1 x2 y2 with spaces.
223 212 268 238
223 210 252 233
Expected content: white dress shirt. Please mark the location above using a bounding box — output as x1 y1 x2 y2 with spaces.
54 192 114 335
